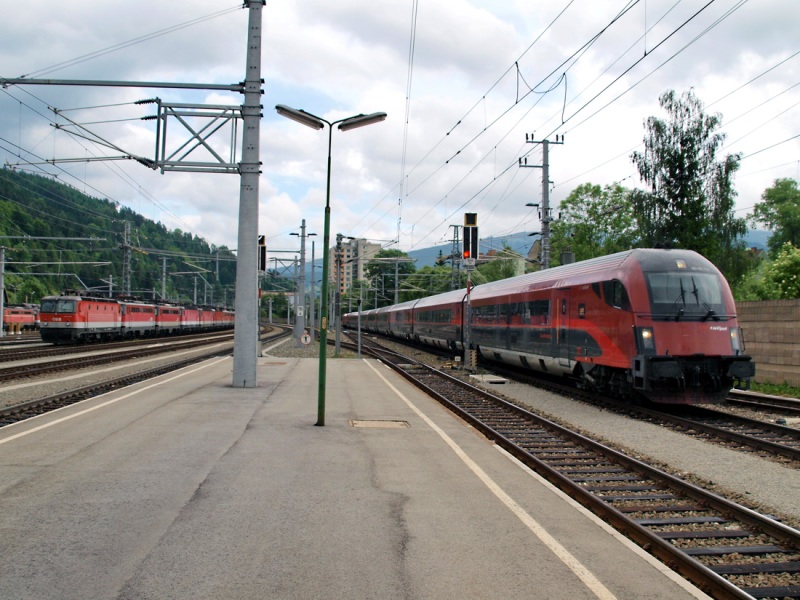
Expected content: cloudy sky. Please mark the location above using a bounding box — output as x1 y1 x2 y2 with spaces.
0 0 798 263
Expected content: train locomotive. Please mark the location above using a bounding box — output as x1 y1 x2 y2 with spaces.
38 293 234 344
2 305 39 334
344 248 755 405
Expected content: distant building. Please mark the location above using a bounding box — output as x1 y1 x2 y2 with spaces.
331 238 381 292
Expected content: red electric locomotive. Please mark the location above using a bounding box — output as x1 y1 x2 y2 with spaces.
344 248 754 405
120 300 156 338
39 295 121 343
155 305 182 335
2 305 38 334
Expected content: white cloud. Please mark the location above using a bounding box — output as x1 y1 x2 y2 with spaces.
0 0 797 262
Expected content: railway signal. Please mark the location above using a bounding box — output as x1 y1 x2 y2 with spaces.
463 213 479 265
463 213 479 370
258 235 267 272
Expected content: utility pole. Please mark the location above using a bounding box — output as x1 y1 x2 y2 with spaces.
120 220 132 296
161 256 167 300
293 257 300 343
232 0 265 387
334 233 343 356
449 224 461 291
290 219 314 347
0 247 5 338
310 240 316 344
519 134 564 270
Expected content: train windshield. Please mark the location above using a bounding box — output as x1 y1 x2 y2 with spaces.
40 299 77 314
646 272 726 321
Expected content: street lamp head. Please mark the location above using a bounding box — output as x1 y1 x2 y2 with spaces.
338 112 387 132
526 203 539 208
275 104 325 130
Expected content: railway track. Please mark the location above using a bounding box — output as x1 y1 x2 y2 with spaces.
727 391 800 417
417 343 800 466
636 404 800 464
0 334 235 382
354 337 800 599
348 334 800 468
0 330 234 363
0 328 291 428
359 332 800 466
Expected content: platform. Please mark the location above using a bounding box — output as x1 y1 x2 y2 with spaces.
0 351 712 599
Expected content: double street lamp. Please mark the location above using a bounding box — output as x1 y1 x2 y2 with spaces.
275 104 387 426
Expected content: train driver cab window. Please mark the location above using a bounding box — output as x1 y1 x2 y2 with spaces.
602 280 631 311
645 271 725 319
55 300 76 314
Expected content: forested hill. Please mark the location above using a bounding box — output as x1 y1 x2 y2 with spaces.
0 168 236 306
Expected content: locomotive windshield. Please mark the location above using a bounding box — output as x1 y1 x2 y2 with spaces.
40 299 76 314
645 272 726 321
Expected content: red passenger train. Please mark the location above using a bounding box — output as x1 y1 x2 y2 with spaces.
344 248 755 405
38 293 234 344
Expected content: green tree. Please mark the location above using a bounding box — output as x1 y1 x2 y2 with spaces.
474 245 524 283
630 89 749 281
751 178 800 257
549 182 637 263
755 243 800 299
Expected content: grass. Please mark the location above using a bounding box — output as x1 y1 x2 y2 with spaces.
749 381 800 399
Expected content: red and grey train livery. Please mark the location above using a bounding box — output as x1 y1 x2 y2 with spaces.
38 294 234 344
344 248 755 405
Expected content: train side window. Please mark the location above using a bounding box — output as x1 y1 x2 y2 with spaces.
526 300 549 324
592 282 602 298
498 303 509 323
602 280 631 310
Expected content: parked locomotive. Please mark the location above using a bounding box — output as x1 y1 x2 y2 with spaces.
2 305 39 334
343 248 755 405
38 293 234 344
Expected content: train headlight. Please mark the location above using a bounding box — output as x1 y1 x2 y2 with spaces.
730 327 743 354
637 327 655 352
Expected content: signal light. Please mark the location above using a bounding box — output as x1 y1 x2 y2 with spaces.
258 234 267 271
463 220 479 261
